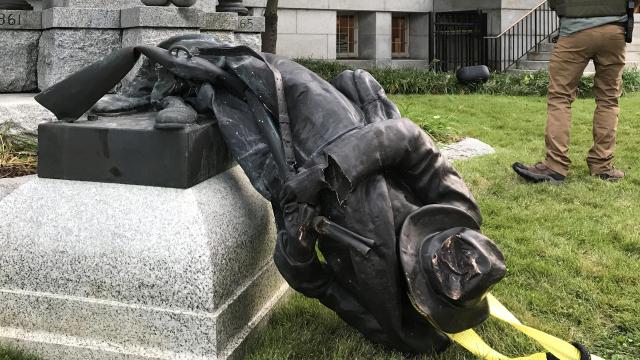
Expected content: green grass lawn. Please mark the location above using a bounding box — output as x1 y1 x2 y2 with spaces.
246 94 640 360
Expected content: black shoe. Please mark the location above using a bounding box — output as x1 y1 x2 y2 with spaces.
512 162 565 183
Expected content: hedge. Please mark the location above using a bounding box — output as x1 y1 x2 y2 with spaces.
295 59 640 97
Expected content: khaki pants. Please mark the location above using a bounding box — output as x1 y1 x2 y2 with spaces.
544 24 626 176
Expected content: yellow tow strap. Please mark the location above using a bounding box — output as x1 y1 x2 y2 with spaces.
447 294 605 360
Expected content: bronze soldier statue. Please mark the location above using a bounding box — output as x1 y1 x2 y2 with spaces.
35 34 512 354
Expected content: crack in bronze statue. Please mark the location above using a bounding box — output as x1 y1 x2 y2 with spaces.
35 34 507 355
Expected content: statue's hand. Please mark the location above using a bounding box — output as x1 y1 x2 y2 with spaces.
283 202 320 262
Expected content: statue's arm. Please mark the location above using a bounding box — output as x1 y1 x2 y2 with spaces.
322 118 482 225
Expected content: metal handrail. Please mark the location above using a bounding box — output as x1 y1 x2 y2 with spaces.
486 0 549 39
484 1 559 71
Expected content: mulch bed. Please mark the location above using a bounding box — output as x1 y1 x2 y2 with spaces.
0 164 37 178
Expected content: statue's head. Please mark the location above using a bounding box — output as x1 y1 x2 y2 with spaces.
399 206 506 333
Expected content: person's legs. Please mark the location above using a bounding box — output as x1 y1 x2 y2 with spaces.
543 34 592 176
513 32 592 183
588 24 626 180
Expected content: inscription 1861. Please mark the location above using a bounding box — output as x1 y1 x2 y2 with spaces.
0 13 22 26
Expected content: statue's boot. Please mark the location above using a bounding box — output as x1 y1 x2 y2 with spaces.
154 96 198 129
91 94 151 116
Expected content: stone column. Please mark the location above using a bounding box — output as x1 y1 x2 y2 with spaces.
216 0 248 16
409 13 429 62
358 12 392 68
37 7 122 90
0 9 41 92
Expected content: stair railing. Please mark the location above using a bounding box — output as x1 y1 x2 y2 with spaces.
484 1 559 72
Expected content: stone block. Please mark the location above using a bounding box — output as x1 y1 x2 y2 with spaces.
280 0 329 9
0 9 41 30
38 114 234 189
409 12 429 36
294 10 332 35
42 7 121 29
201 30 236 44
0 30 40 92
236 15 265 33
276 9 296 34
329 0 384 11
203 12 238 31
37 28 122 90
235 32 261 51
0 167 289 359
43 0 134 8
0 94 56 133
121 6 204 29
409 35 429 59
441 138 496 161
277 33 329 58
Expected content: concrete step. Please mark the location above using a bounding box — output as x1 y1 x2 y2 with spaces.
515 59 560 71
538 42 556 52
527 51 551 61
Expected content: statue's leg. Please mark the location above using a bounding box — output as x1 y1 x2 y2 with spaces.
91 58 158 115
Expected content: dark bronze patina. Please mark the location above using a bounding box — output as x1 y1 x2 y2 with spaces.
35 35 507 355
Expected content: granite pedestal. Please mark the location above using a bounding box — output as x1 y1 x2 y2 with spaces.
0 168 288 360
0 10 42 92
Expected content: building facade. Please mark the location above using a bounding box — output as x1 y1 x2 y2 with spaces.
22 0 548 69
245 0 543 68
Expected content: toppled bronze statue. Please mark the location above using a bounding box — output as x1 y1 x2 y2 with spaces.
35 35 507 354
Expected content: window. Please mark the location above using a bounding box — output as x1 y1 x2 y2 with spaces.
337 14 358 58
392 15 409 58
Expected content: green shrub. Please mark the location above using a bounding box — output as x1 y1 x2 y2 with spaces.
294 59 640 98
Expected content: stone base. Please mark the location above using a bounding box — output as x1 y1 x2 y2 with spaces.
0 169 288 359
0 93 56 133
